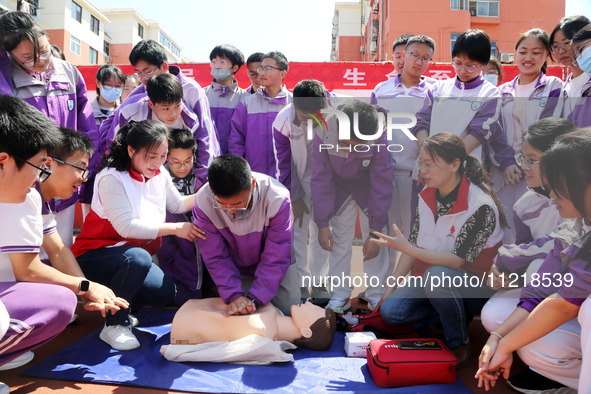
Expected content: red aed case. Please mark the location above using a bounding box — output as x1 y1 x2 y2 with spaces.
367 338 459 388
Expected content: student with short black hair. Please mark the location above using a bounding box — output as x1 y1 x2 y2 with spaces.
229 51 292 177
98 39 219 158
411 29 517 208
245 52 264 94
102 73 212 190
273 79 330 300
205 44 248 154
0 95 127 373
372 34 437 272
158 128 212 305
92 65 126 127
193 154 298 316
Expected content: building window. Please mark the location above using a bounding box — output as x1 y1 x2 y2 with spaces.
89 47 98 64
491 41 498 57
450 33 460 56
103 41 110 56
469 0 499 17
159 32 180 58
138 23 144 38
71 1 82 23
90 15 100 35
451 0 468 10
70 35 81 56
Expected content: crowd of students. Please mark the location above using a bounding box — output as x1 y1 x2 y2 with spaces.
1 7 591 393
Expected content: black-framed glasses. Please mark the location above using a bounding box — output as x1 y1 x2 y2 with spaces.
256 65 284 73
514 152 540 171
16 158 52 183
52 158 90 180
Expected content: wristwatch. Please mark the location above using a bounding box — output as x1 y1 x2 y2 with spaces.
246 294 260 309
78 278 90 295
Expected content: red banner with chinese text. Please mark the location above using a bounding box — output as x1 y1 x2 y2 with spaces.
77 62 566 94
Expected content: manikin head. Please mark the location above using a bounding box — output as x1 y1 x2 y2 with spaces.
291 302 336 351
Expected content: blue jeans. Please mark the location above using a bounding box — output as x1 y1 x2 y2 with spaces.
77 246 176 326
380 265 495 348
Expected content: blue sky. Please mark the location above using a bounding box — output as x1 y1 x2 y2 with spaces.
91 0 591 62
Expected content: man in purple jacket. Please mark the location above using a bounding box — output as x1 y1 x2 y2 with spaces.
99 39 219 157
193 155 298 316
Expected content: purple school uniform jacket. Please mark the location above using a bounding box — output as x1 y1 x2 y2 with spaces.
0 49 11 95
99 65 220 157
311 125 394 232
205 80 247 155
193 173 292 306
510 219 591 312
228 86 292 177
10 57 98 209
100 98 211 190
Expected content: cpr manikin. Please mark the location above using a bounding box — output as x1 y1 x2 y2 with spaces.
161 299 336 364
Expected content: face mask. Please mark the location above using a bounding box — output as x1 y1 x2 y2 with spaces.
576 46 591 73
101 86 122 103
483 74 498 86
211 67 233 82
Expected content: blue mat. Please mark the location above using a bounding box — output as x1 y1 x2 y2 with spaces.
24 309 472 393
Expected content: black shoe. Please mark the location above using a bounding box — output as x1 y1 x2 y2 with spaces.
507 369 573 393
450 342 471 370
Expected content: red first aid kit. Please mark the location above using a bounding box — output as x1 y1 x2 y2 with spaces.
367 338 459 388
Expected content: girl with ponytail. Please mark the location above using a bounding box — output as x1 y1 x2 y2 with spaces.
492 28 564 244
371 132 505 367
71 120 205 351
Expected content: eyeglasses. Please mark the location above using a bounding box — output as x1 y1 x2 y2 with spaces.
168 158 194 169
134 67 158 80
256 65 284 74
52 158 90 180
212 191 252 212
551 42 572 54
16 157 52 183
415 159 436 172
210 60 231 68
248 71 259 78
406 51 432 64
514 152 540 171
15 50 52 67
573 39 591 58
451 61 478 73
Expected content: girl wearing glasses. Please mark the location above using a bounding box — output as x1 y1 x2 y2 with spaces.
71 120 205 351
0 12 98 249
476 130 591 393
548 16 591 119
567 25 591 128
371 133 506 368
493 28 564 244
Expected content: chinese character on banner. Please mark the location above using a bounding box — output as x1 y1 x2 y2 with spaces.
385 69 397 79
343 68 367 86
180 68 194 79
429 70 453 80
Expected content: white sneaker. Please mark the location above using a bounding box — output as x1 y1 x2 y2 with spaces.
326 298 351 314
100 324 140 351
129 314 139 327
0 351 34 371
367 297 381 311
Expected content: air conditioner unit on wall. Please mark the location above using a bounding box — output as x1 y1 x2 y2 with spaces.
500 53 514 63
